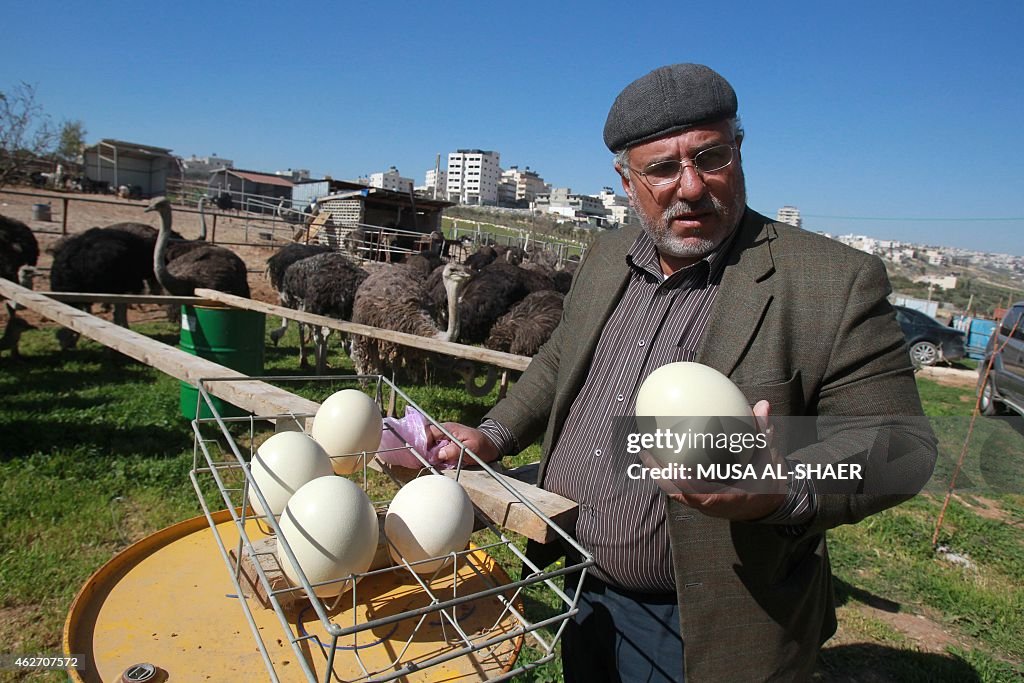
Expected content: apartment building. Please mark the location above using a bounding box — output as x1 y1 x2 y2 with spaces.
446 149 501 205
420 168 447 198
368 166 414 194
776 205 802 228
594 187 635 227
181 154 234 177
498 166 549 206
533 187 609 225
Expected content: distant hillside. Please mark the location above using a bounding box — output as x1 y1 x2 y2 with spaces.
444 205 597 245
888 266 1022 319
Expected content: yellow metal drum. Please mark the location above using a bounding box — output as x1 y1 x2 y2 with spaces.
64 511 523 682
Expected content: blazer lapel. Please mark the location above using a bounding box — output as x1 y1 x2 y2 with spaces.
561 228 634 392
696 211 777 377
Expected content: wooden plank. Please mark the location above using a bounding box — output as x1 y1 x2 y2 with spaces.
35 291 218 306
0 279 321 420
196 288 533 372
305 210 331 242
1 279 578 544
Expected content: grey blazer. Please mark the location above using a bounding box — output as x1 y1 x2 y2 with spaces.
487 209 937 681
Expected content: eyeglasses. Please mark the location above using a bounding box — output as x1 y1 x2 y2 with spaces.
628 143 736 186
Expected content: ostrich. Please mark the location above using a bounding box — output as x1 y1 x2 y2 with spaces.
484 290 565 356
147 196 250 298
0 215 39 286
0 215 39 356
49 226 154 348
429 261 555 344
519 259 574 294
403 250 443 280
276 251 369 373
349 262 472 382
503 245 527 265
266 242 332 346
100 201 209 321
464 245 497 271
102 222 178 294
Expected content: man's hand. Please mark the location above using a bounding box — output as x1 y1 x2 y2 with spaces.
639 400 786 521
426 422 501 465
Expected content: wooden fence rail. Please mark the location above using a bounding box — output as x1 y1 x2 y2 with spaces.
195 288 533 373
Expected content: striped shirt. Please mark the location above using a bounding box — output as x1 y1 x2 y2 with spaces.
542 229 730 592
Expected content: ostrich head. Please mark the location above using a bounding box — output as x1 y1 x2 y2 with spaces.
440 262 472 342
17 265 36 290
144 196 172 225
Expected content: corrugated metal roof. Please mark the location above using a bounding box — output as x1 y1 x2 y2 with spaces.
85 139 175 159
229 170 294 187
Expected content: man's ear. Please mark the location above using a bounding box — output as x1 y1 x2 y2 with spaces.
617 166 634 201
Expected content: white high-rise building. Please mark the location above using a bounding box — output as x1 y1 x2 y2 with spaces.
369 166 414 193
446 149 501 205
422 168 447 198
776 206 802 228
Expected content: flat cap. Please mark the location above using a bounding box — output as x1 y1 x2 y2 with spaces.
603 63 738 152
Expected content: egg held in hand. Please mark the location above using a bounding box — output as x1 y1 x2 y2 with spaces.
277 476 379 598
384 476 475 575
311 389 383 475
634 361 759 471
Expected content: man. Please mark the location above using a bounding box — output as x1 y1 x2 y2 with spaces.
433 64 936 681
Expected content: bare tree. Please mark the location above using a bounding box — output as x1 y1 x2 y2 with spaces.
0 82 56 187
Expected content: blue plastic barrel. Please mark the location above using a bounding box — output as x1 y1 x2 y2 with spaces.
966 318 997 360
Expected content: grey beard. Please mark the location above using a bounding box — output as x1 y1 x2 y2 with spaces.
635 199 720 258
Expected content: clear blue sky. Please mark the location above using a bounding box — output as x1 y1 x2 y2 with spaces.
3 1 1022 255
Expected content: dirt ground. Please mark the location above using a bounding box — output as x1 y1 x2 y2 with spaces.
917 364 980 389
1 188 282 327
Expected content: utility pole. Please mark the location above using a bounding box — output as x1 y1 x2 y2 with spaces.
433 153 441 200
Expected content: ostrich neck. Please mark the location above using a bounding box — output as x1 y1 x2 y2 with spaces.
153 205 189 295
198 197 208 240
440 278 463 342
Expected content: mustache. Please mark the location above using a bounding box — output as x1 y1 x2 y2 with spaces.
662 197 721 220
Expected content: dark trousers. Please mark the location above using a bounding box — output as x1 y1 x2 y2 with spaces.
561 574 685 683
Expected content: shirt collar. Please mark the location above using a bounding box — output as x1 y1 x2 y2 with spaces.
625 223 739 286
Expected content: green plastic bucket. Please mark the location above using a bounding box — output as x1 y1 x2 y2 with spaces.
179 305 265 419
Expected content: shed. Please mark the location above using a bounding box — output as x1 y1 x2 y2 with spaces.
207 169 294 213
315 180 452 231
82 139 177 197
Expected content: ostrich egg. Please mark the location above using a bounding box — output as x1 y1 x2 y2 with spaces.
635 362 756 468
277 476 379 598
384 476 475 575
250 431 334 519
311 389 383 475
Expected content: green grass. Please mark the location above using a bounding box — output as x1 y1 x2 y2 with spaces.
1 326 1023 681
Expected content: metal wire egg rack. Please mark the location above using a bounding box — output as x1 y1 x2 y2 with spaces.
187 374 592 683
